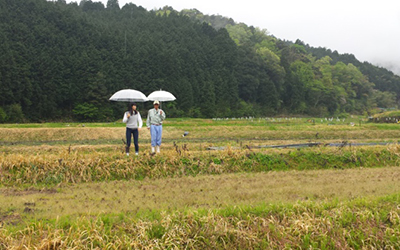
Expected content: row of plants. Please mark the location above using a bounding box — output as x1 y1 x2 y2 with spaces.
2 126 400 146
1 146 399 187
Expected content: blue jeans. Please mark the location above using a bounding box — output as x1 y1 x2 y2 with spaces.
150 125 162 147
126 127 139 153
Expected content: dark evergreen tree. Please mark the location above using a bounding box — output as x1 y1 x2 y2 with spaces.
106 0 119 10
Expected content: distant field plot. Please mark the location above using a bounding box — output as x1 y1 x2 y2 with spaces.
1 118 400 248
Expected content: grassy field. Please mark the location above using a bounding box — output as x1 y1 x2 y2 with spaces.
1 118 400 249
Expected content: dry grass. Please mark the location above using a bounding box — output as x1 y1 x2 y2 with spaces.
2 141 400 188
0 127 145 142
1 122 400 143
1 143 399 187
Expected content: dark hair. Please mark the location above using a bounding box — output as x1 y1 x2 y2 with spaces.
128 103 138 115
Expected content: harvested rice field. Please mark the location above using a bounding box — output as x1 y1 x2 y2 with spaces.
1 118 400 249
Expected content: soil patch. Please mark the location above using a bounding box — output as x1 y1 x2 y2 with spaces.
0 213 22 226
1 187 57 196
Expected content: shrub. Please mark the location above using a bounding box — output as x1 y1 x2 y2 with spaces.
0 107 7 123
73 103 99 121
6 104 24 123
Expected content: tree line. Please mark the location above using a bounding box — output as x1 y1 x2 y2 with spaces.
0 0 399 122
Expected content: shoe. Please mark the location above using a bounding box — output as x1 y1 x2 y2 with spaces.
156 146 160 153
126 153 129 156
151 147 155 153
135 152 138 156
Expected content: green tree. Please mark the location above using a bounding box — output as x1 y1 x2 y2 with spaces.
106 0 119 10
372 90 397 109
288 60 314 113
72 103 99 121
199 80 216 117
6 104 24 123
0 107 7 123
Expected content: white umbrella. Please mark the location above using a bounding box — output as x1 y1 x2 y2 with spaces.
147 90 176 102
109 89 149 102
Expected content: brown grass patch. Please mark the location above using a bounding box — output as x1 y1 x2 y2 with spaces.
1 124 400 143
1 166 400 222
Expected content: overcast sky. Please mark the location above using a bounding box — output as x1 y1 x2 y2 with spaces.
66 0 400 75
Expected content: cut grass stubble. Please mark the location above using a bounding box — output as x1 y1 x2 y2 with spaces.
1 166 400 221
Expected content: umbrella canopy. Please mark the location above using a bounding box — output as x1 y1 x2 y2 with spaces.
147 90 176 102
109 89 149 102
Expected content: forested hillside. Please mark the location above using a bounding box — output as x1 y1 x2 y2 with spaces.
1 0 399 122
182 9 400 114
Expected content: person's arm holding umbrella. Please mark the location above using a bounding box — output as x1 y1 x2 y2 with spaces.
122 111 129 123
159 108 166 121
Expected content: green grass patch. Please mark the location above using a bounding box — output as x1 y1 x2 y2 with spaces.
370 124 400 130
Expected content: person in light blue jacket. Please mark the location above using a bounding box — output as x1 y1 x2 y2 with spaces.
123 103 143 156
146 100 166 153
